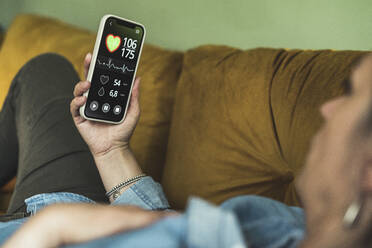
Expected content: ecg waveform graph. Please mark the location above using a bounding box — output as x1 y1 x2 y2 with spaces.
96 56 134 74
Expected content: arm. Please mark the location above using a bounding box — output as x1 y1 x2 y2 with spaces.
2 204 176 248
93 148 170 210
93 146 142 202
70 53 163 204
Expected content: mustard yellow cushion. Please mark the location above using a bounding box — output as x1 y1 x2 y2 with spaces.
0 14 183 183
0 14 95 107
161 45 365 209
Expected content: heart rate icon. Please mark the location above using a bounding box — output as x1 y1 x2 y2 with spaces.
100 75 109 84
106 34 121 53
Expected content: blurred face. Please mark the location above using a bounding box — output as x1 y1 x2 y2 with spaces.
296 54 372 235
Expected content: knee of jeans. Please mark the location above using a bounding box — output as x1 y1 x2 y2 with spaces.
18 53 79 84
25 53 72 69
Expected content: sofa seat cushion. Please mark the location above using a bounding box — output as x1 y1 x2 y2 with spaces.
162 45 365 209
0 14 183 202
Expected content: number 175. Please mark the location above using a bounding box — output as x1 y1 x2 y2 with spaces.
121 48 135 59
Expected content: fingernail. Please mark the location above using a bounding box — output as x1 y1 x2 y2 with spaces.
85 53 92 60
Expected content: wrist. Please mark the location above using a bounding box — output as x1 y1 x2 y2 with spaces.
93 146 143 198
91 143 130 158
94 146 142 175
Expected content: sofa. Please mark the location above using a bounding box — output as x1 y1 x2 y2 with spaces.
0 14 366 214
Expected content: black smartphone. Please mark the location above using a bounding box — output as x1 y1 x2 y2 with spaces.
80 15 146 124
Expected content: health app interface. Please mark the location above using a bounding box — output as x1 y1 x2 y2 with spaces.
85 17 144 122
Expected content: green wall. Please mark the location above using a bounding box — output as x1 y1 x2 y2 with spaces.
0 0 371 51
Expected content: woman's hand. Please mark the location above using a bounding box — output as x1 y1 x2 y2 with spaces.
70 53 141 157
2 204 177 248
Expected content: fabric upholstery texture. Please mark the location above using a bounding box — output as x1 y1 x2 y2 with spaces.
0 14 368 211
0 14 94 107
0 14 183 206
161 45 365 209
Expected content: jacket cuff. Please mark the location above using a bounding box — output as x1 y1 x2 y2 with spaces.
112 176 170 210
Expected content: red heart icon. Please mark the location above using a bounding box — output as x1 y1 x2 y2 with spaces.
106 34 121 53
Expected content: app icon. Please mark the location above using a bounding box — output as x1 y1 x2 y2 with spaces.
106 34 121 53
102 103 111 113
90 101 99 111
113 105 122 115
98 87 105 96
100 75 109 84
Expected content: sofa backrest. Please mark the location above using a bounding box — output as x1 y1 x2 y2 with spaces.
162 45 366 209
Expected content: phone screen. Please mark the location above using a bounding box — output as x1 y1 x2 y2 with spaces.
85 16 145 122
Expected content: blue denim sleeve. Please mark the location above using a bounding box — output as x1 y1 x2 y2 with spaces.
112 176 170 210
0 219 28 246
185 197 247 248
63 215 187 248
221 195 305 248
63 197 247 248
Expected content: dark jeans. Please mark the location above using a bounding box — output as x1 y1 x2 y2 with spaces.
0 53 108 215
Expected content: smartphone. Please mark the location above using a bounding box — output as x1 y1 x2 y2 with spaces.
80 14 146 124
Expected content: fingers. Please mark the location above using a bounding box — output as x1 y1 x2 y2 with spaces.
71 80 90 118
70 96 87 118
84 53 92 80
73 80 90 97
71 80 90 121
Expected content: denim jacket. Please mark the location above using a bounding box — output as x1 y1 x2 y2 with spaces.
0 177 305 248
